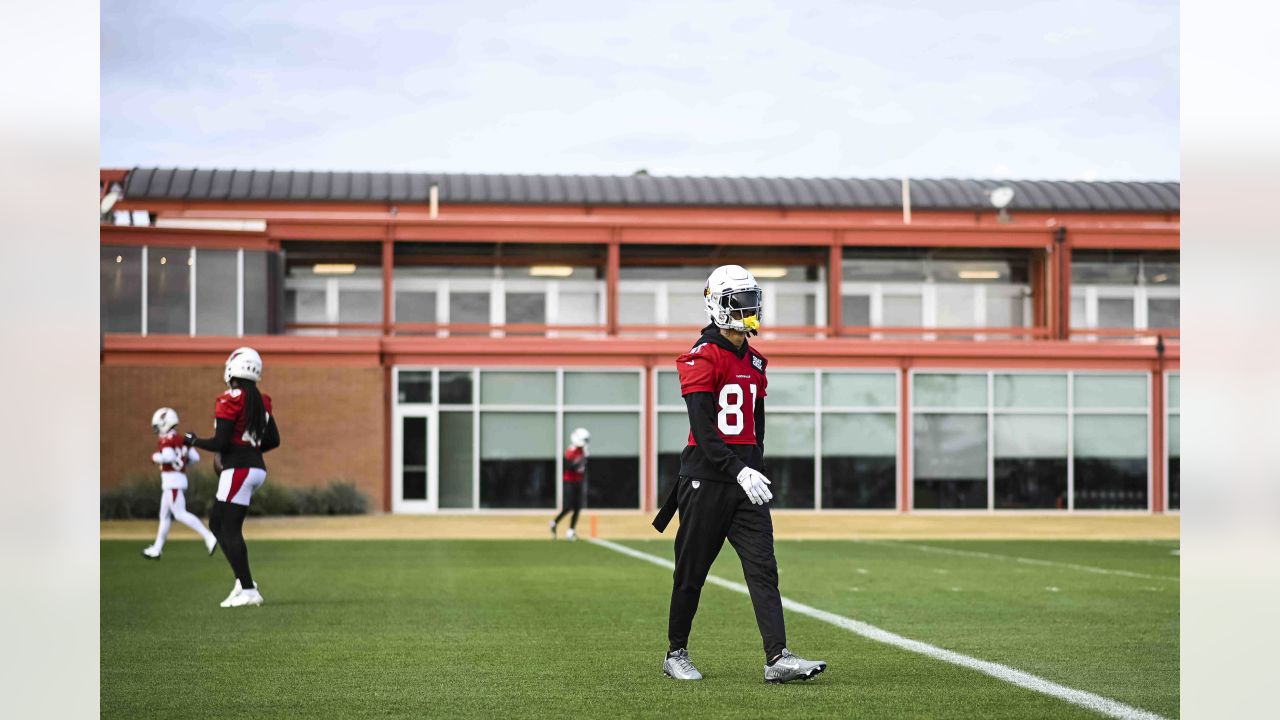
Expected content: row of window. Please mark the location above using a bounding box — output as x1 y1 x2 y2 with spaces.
392 368 1180 512
102 245 1179 336
101 246 272 335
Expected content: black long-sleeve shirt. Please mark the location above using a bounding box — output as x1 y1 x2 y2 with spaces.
192 416 280 470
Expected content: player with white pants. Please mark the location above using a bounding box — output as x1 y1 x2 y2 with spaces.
185 347 281 608
142 407 217 559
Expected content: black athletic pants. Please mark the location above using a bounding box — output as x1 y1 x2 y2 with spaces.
667 475 786 659
554 481 583 528
209 500 253 588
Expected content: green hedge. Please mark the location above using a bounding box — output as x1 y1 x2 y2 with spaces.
101 466 369 519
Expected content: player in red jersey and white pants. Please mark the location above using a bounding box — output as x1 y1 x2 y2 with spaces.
550 427 590 540
653 265 826 684
184 347 280 608
141 407 218 559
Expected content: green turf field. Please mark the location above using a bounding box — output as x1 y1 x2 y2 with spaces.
101 538 1178 719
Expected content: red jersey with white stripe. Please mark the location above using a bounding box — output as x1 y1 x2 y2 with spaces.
677 340 768 446
564 446 586 483
215 388 274 448
155 431 192 472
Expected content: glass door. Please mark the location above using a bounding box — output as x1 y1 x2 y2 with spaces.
393 408 438 512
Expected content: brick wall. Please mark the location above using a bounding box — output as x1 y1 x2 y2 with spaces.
101 364 386 509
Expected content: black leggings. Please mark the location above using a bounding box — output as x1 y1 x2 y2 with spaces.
554 482 583 529
209 501 253 588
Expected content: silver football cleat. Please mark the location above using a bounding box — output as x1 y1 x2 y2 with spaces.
764 648 827 684
662 648 703 680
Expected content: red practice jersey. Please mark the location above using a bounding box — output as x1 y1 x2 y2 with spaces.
564 446 586 483
677 340 768 446
215 388 274 448
155 431 191 472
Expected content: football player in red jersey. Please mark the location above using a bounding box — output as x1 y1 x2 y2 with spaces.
141 407 218 559
550 427 590 541
183 347 280 608
653 265 827 684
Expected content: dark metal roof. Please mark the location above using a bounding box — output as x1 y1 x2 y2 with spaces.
124 168 1179 213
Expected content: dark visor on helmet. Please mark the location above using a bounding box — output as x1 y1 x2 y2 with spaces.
720 289 762 318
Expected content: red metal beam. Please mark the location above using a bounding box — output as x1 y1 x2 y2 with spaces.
643 357 655 513
381 228 393 335
1069 225 1180 250
828 237 842 336
101 224 278 251
899 364 911 512
606 237 621 335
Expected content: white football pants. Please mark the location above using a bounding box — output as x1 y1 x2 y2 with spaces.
153 488 216 550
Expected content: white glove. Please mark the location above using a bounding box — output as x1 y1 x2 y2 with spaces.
736 466 773 505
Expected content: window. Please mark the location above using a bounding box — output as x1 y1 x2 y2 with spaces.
842 295 871 327
103 245 277 337
563 412 639 508
481 371 555 405
243 251 271 334
101 246 142 333
439 371 473 404
912 371 1146 511
505 292 546 326
480 412 556 508
450 292 490 332
993 374 1068 509
390 265 603 336
564 372 639 406
767 413 816 508
842 249 1032 333
1071 251 1179 332
1073 374 1149 509
195 249 237 335
392 369 643 511
822 412 896 508
655 369 899 510
620 264 824 335
438 411 474 509
395 290 436 324
284 265 380 335
146 247 189 334
401 416 428 501
913 413 988 509
397 371 432 403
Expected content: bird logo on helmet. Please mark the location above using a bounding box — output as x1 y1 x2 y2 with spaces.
704 265 763 335
151 407 179 436
224 347 263 386
570 428 590 447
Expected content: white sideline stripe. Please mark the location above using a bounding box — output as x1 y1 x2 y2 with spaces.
588 538 1168 720
861 540 1179 583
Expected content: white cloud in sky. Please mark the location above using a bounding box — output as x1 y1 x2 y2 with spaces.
101 0 1178 179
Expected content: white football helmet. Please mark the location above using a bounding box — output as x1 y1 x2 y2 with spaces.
570 427 590 447
224 347 263 386
704 264 763 334
151 407 179 436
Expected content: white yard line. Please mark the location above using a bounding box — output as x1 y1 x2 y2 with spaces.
589 538 1169 720
859 540 1179 583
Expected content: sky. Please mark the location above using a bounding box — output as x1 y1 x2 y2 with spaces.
101 0 1178 180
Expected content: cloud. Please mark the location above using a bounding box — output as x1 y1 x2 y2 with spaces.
101 0 1178 179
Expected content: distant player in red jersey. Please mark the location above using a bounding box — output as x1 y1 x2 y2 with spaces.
183 347 280 608
550 427 590 541
653 265 826 684
141 407 217 559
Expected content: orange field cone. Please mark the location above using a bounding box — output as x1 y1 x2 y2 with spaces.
590 514 599 539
